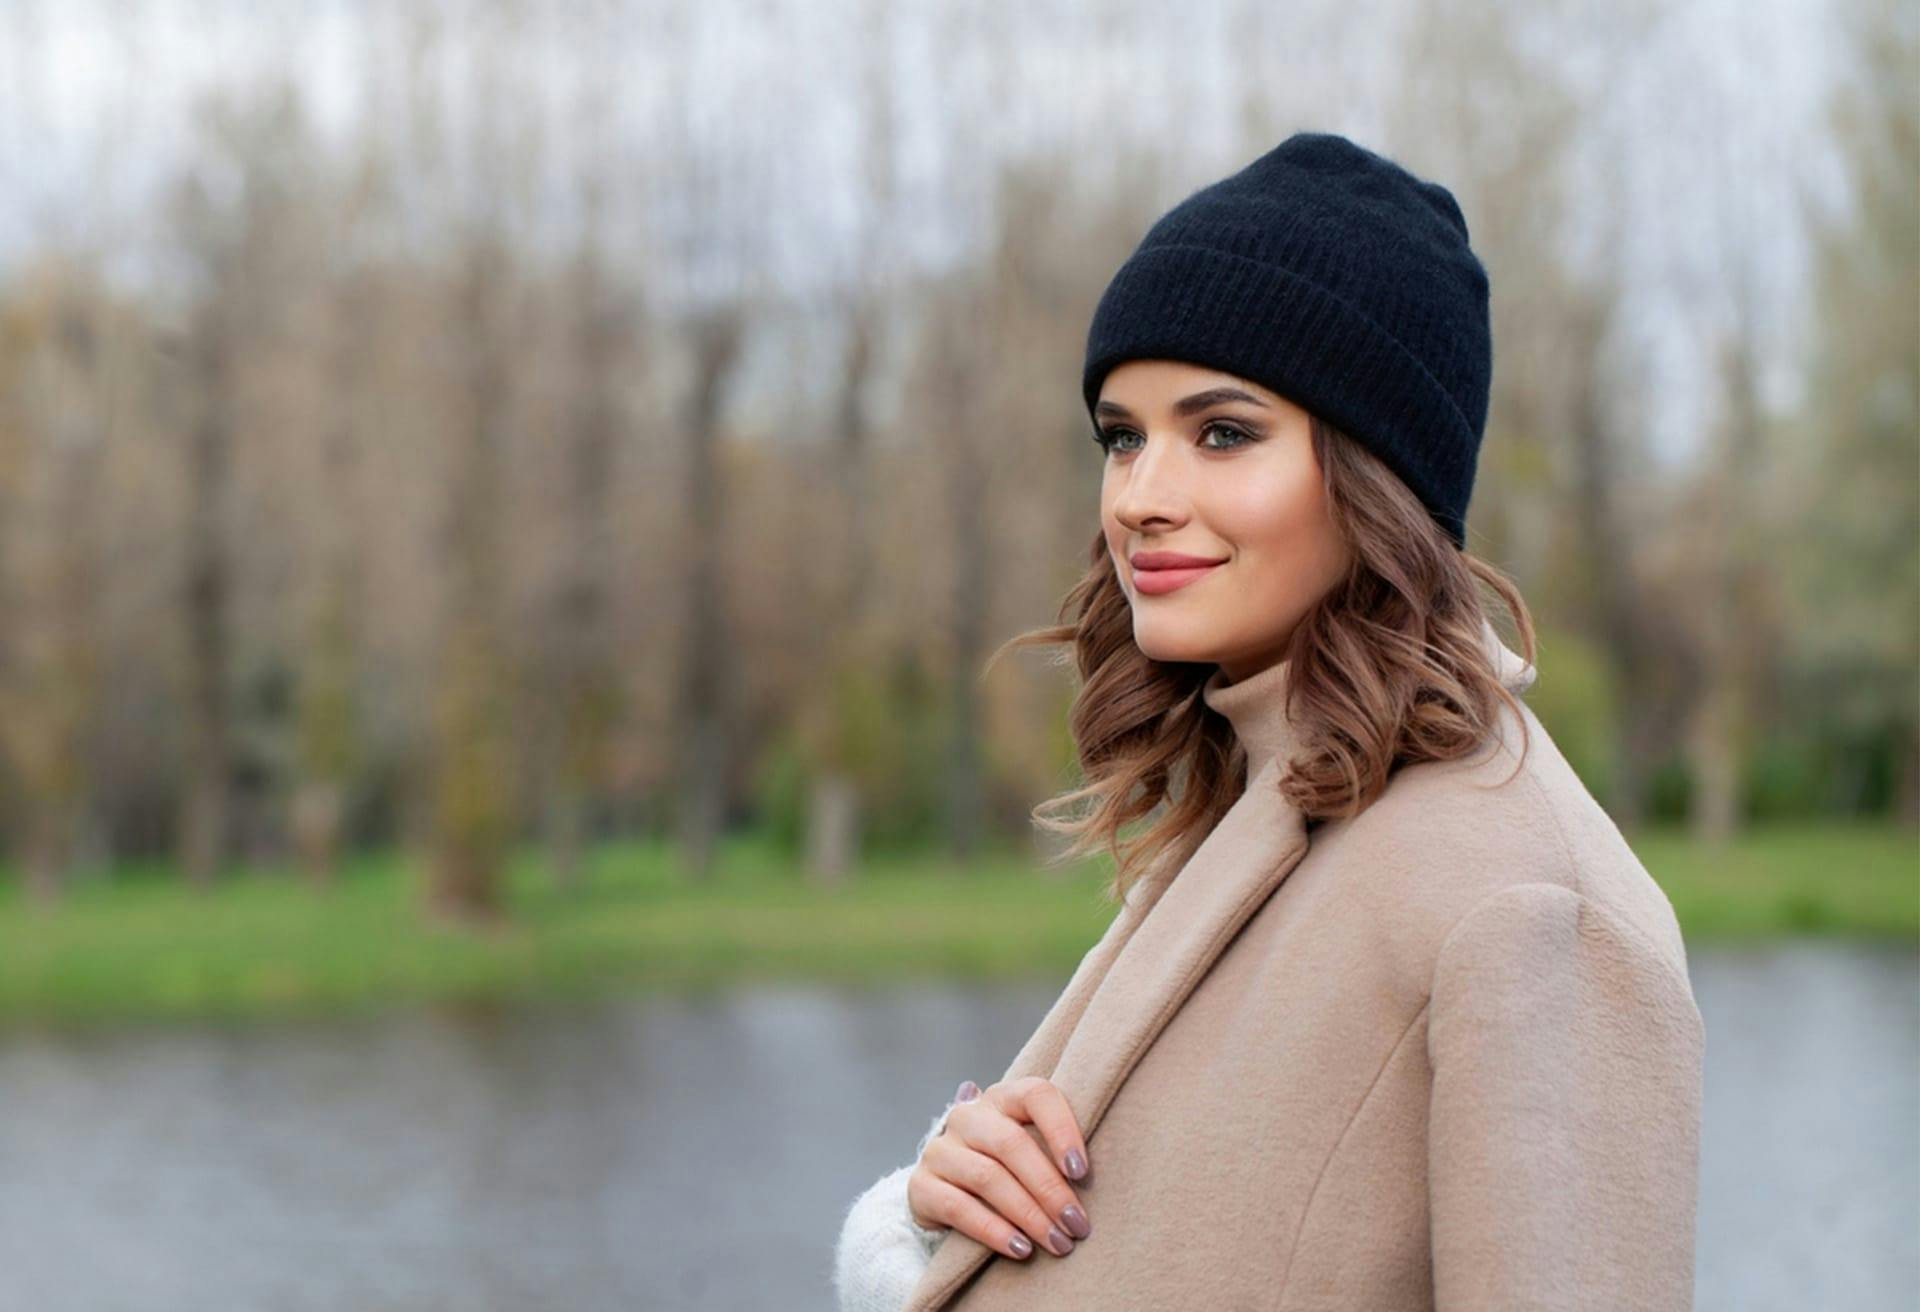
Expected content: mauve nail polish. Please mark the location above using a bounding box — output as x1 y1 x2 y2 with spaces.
1046 1226 1075 1256
1007 1232 1033 1258
1063 1147 1087 1179
1061 1203 1091 1239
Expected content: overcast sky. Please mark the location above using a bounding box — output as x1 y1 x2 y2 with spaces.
0 0 1859 467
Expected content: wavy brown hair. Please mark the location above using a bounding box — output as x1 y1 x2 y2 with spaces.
988 414 1538 907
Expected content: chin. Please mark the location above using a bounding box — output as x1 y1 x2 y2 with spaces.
1132 625 1224 668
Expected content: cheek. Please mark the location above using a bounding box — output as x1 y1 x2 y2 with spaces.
1214 455 1333 559
1099 478 1125 551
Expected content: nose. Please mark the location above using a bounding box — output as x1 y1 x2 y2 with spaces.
1109 432 1190 532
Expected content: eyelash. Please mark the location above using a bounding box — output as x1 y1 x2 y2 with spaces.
1091 420 1258 456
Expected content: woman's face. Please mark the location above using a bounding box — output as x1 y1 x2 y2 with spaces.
1096 359 1352 683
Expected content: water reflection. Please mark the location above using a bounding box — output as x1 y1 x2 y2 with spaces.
1692 942 1919 1311
0 946 1911 1310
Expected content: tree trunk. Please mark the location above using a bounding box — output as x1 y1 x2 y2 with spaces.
673 310 743 880
546 216 625 892
180 318 233 890
805 774 861 887
424 235 516 927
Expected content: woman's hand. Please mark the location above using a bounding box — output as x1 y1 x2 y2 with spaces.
906 1076 1095 1260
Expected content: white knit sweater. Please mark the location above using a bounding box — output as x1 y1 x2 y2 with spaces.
832 1105 953 1311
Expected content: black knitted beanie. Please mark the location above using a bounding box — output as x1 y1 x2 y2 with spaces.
1082 132 1491 548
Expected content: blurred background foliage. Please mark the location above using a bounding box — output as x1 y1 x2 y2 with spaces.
0 0 1912 1021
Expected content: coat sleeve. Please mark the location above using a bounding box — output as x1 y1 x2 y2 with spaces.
1425 881 1704 1311
832 1107 953 1312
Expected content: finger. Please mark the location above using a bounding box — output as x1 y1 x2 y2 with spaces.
928 1138 1076 1258
950 1100 1090 1244
1009 1078 1093 1187
910 1173 1037 1261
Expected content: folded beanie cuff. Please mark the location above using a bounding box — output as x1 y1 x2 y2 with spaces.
1082 242 1476 548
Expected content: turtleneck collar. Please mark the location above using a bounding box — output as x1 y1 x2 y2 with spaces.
1199 616 1538 780
1201 645 1304 782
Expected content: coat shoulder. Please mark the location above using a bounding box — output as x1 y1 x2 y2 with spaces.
1306 696 1691 992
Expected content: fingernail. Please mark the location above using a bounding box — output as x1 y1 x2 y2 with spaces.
1061 1203 1091 1240
1008 1232 1032 1258
1063 1147 1086 1180
955 1080 981 1102
1046 1225 1075 1256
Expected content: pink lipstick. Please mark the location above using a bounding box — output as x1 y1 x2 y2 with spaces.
1130 550 1227 596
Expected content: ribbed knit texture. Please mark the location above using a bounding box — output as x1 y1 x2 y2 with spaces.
1082 131 1492 547
832 1107 952 1311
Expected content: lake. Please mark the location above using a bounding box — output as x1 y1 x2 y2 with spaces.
0 942 1912 1310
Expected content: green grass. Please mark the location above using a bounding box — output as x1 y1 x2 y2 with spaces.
0 823 1911 1030
1637 822 1918 938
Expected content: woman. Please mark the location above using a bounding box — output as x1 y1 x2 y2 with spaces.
833 132 1703 1311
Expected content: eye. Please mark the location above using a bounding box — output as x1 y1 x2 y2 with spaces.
1092 421 1257 455
1199 421 1255 450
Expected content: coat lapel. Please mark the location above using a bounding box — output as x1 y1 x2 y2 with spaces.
904 755 1310 1310
901 618 1534 1309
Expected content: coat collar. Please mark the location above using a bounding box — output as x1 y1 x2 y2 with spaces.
903 616 1536 1310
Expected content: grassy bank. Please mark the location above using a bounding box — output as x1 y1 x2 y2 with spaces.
0 823 1912 1029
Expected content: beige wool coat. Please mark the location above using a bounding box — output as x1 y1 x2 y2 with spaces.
901 619 1704 1311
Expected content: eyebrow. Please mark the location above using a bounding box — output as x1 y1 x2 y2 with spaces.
1093 386 1271 421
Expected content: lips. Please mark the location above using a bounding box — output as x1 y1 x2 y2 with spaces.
1130 553 1226 596
1131 551 1227 570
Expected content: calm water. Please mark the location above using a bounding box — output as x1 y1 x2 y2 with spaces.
0 943 1912 1311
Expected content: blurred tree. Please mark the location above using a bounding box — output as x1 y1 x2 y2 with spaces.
167 86 322 889
1780 0 1919 822
175 186 238 892
0 264 116 900
426 235 520 926
0 0 1897 892
422 2 534 926
1678 303 1784 846
541 203 633 891
655 0 769 883
1386 0 1659 829
289 17 400 890
537 30 641 898
672 307 746 881
291 262 372 891
799 0 905 886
